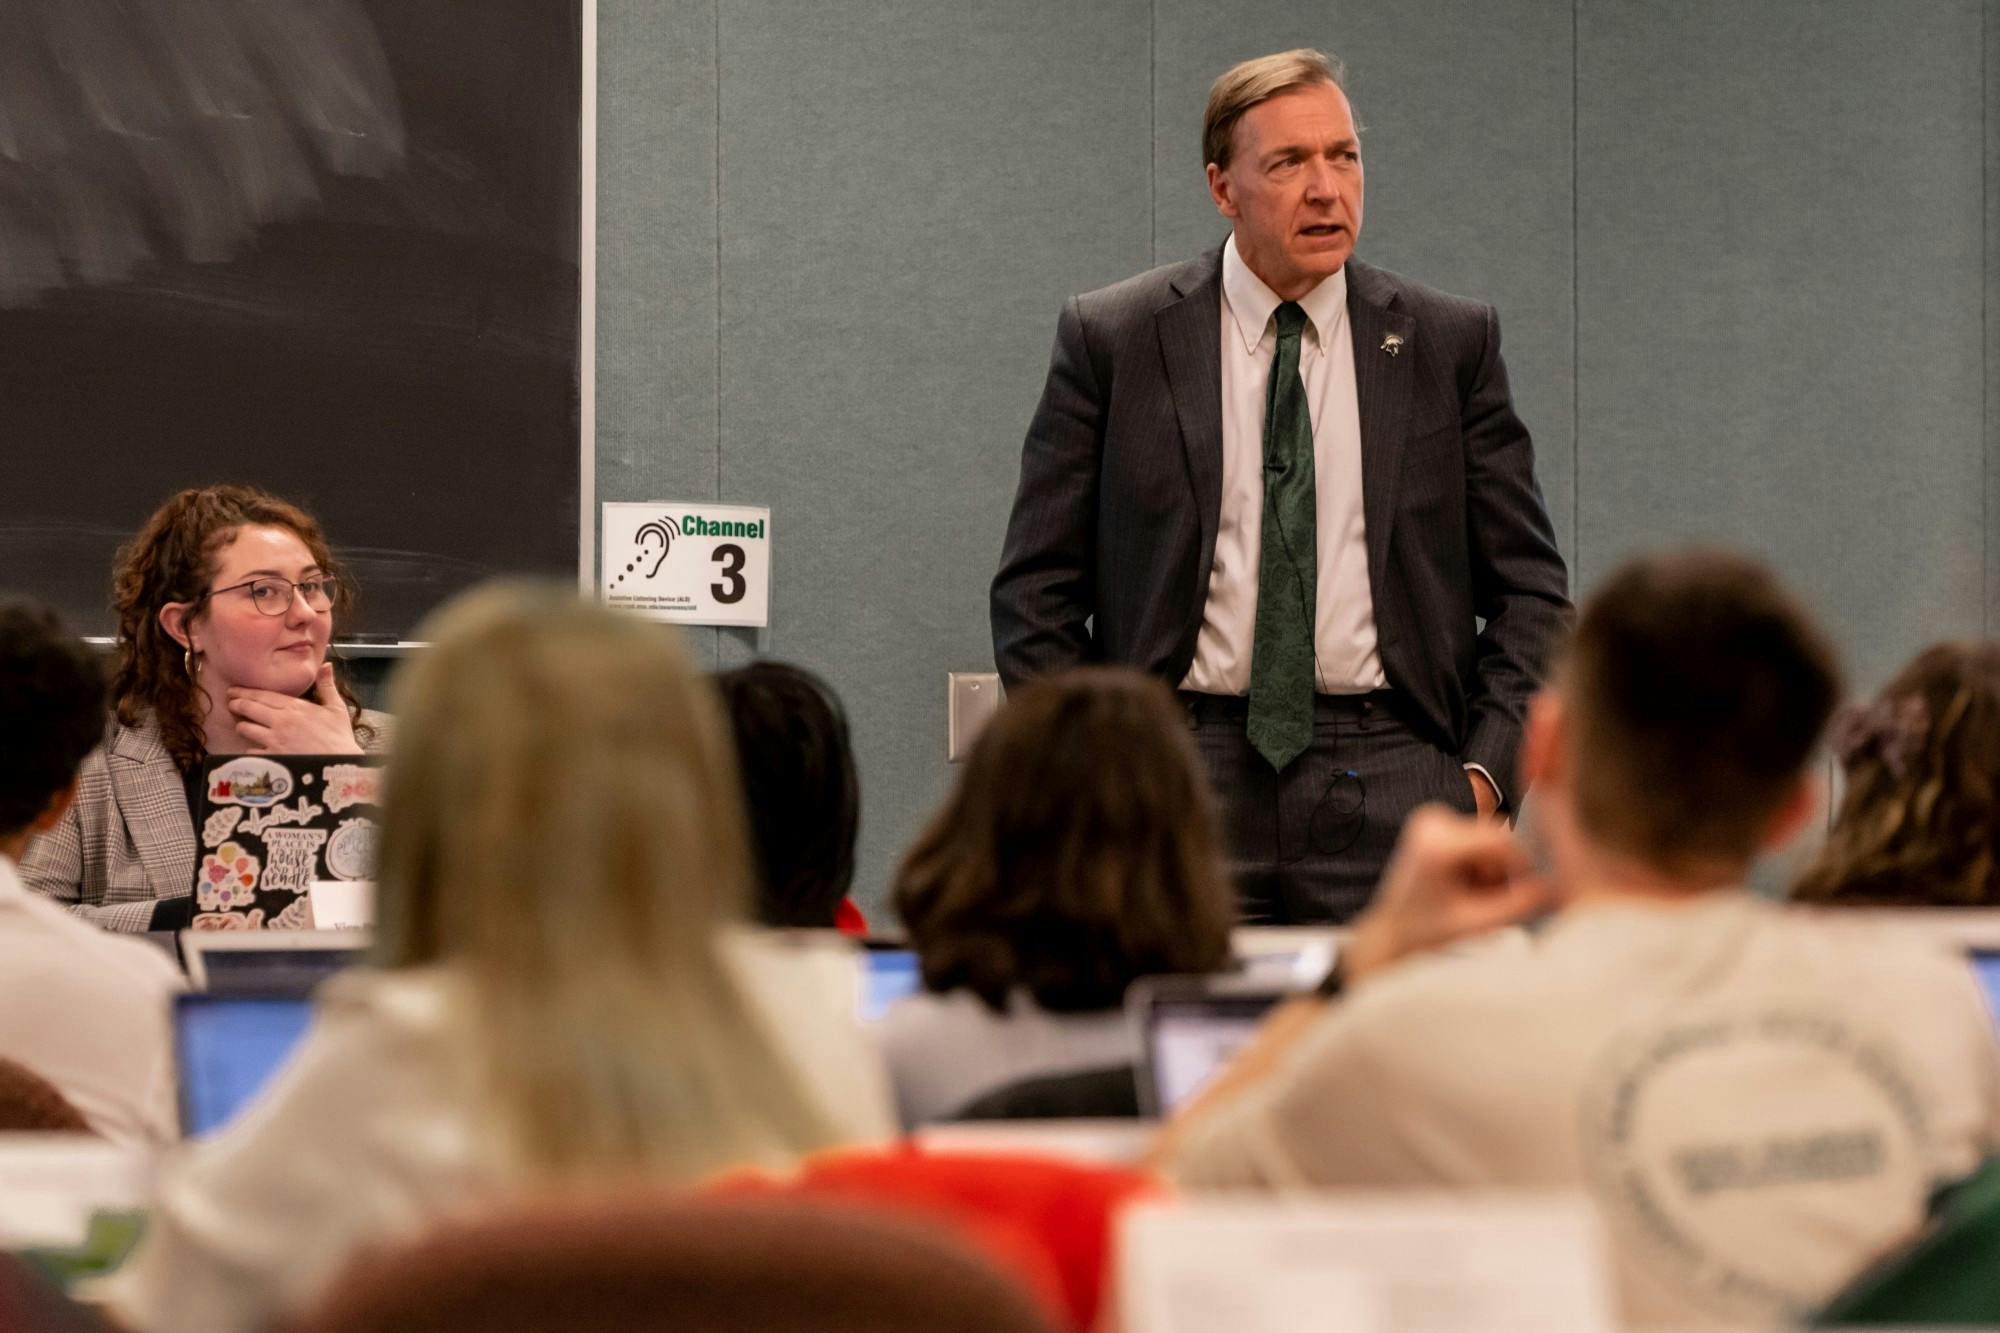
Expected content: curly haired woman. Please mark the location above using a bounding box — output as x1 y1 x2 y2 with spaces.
21 485 385 931
1793 642 2000 907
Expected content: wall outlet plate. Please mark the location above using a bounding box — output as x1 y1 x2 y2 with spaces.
947 672 1003 761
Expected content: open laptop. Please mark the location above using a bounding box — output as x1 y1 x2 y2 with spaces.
856 947 922 1022
1129 974 1296 1119
172 993 316 1137
1969 949 2000 1026
180 929 371 995
192 753 383 929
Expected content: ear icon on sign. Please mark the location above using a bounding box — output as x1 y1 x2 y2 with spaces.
636 518 681 578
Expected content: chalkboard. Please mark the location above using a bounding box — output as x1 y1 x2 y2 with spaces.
0 0 583 640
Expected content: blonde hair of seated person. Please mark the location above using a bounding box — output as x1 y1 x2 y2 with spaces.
372 583 837 1180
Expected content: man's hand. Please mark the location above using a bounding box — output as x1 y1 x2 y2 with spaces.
225 663 362 755
1341 805 1554 985
1466 766 1500 819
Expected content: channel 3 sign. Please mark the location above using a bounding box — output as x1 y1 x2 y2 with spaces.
600 502 770 627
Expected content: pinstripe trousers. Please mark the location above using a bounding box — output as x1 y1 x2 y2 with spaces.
1184 690 1476 926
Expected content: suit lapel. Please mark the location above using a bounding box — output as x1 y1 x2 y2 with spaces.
1155 250 1225 594
109 718 198 904
1347 260 1418 598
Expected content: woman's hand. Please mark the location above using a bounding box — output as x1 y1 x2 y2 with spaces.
225 663 362 755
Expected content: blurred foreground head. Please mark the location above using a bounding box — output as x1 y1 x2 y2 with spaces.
1528 549 1841 886
1794 641 2000 906
374 583 832 1179
895 666 1234 1014
0 599 105 846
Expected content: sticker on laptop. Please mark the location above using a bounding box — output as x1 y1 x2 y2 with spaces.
202 807 244 848
268 896 314 931
197 842 260 912
261 828 330 895
325 818 378 881
242 797 326 838
191 909 266 931
207 758 293 808
322 764 380 813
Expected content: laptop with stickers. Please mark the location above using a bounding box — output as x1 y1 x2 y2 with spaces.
191 754 384 931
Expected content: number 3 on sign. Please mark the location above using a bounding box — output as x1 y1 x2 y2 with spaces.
713 545 746 604
599 502 770 628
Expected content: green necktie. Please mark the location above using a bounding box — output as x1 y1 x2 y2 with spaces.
1246 300 1316 771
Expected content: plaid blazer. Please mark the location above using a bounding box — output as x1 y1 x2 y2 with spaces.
19 710 391 933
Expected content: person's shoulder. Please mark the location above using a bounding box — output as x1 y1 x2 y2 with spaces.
877 986 999 1052
1072 248 1221 327
1775 906 1989 1000
1348 258 1494 329
1350 928 1543 1017
0 888 181 997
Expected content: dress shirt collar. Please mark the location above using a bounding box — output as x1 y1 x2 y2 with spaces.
0 853 21 904
1221 233 1347 354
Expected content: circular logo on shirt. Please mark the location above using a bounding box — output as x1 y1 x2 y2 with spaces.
1577 1009 1933 1323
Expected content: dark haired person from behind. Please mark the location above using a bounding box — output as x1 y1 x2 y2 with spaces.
1793 641 2000 907
882 668 1235 1126
0 600 179 1146
715 661 868 933
1167 550 2000 1329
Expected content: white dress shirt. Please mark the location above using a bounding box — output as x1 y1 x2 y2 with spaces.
1182 239 1498 802
0 853 179 1147
1182 235 1385 697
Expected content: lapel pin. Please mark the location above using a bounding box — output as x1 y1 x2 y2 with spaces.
1381 333 1404 357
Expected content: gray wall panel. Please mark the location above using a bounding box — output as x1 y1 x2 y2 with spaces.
596 0 722 666
1153 2 1577 557
587 2 1994 925
1577 0 1985 692
716 0 1151 915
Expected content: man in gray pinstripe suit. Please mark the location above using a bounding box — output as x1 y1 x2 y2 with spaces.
992 49 1570 924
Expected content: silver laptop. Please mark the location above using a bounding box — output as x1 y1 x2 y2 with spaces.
1128 973 1295 1119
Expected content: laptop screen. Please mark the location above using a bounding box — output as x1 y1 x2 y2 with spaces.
1972 950 2000 1025
858 949 922 1022
185 942 364 996
1141 990 1285 1116
174 994 316 1137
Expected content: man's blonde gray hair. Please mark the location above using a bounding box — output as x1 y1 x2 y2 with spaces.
1203 48 1345 169
373 581 837 1182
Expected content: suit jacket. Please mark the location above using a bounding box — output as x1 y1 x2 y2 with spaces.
19 708 392 933
991 249 1570 802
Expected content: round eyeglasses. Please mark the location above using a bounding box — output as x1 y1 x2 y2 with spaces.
200 575 340 617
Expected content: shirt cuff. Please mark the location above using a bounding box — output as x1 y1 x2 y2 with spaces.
1462 762 1503 809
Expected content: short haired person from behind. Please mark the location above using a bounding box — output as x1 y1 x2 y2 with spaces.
0 600 180 1147
19 484 385 931
991 48 1570 926
1168 550 2000 1330
1793 641 2000 906
715 660 865 931
881 667 1235 1127
102 585 891 1333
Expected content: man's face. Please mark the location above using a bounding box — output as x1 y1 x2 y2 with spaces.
1206 82 1364 298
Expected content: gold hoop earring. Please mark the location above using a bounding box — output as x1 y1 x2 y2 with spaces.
183 648 199 678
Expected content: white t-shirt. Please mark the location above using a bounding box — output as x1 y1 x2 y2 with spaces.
104 931 896 1333
0 853 179 1146
1171 893 2000 1330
